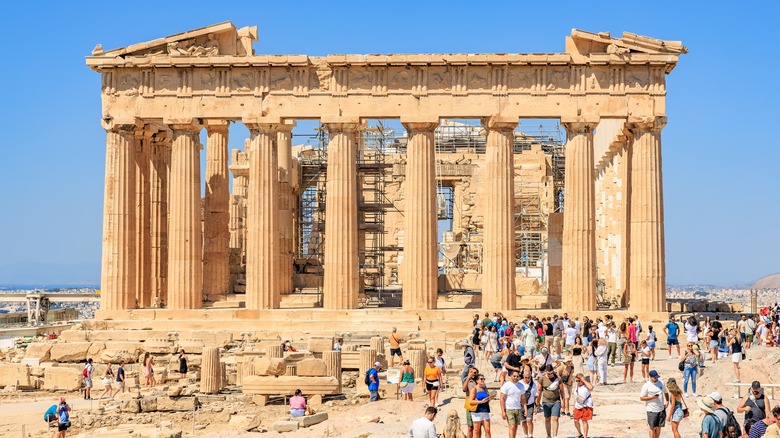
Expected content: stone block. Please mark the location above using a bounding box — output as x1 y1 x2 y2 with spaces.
295 358 328 377
177 339 205 354
156 396 197 412
88 342 106 357
58 331 87 342
25 343 52 361
99 349 135 364
242 376 340 396
21 358 40 367
140 397 157 412
43 367 82 391
144 339 172 354
0 363 31 387
308 394 323 406
273 420 299 432
120 399 141 414
50 343 92 362
295 412 328 428
252 395 269 406
253 358 286 376
307 337 335 353
228 414 262 431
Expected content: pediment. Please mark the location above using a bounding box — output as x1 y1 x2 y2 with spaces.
90 21 257 58
569 29 687 56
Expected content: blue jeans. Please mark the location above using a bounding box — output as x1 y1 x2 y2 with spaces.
683 367 697 393
369 389 379 402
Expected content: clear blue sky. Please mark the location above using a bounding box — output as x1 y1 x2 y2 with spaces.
1 1 778 286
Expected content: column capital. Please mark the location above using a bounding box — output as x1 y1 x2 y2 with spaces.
481 115 518 131
243 116 286 132
166 119 202 134
102 118 141 133
562 116 599 134
627 116 667 133
322 118 360 133
401 116 439 133
204 119 230 132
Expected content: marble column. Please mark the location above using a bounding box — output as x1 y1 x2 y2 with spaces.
167 122 203 310
628 117 667 313
229 149 249 258
149 131 170 307
561 120 599 312
277 124 295 294
401 120 439 310
100 123 137 310
245 123 281 309
481 116 517 311
322 122 359 309
135 129 152 308
203 120 231 298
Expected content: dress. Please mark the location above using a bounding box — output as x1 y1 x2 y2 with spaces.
486 331 498 353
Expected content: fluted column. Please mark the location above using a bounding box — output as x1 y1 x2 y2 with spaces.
203 120 231 297
101 123 138 310
245 123 281 309
481 116 517 311
628 117 667 313
135 129 152 308
322 122 360 309
167 122 203 310
200 347 223 394
149 131 170 307
277 124 295 294
401 120 439 310
561 119 599 312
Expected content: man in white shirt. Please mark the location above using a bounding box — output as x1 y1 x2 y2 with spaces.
639 370 669 438
523 322 537 357
519 371 539 438
534 347 557 370
408 406 438 438
500 370 524 438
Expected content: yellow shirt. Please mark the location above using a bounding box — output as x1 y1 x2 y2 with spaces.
389 332 401 349
424 365 441 382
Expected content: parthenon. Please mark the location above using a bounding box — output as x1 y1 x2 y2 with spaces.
87 22 686 318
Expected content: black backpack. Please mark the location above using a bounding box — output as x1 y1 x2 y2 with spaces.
524 380 534 401
718 407 741 436
364 370 371 385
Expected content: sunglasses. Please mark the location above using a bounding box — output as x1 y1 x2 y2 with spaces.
478 377 485 381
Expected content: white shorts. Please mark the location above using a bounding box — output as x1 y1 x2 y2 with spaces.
401 383 414 394
718 352 728 359
731 353 742 363
471 412 491 422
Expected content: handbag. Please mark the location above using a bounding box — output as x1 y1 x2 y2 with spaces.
682 398 690 419
399 381 408 388
464 397 478 412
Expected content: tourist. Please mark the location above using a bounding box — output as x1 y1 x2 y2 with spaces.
647 325 657 360
522 322 537 358
682 343 699 397
461 339 476 382
178 350 188 375
44 401 58 425
639 340 651 380
434 348 448 388
698 395 723 438
534 347 556 371
112 361 125 398
595 338 608 385
494 341 511 384
424 356 442 407
709 315 723 362
539 364 562 438
367 361 381 402
728 328 743 382
401 359 415 401
98 363 114 399
289 389 313 417
617 321 628 364
552 314 565 355
557 358 574 417
389 327 403 366
738 381 771 434
628 317 639 348
740 314 757 350
57 397 71 438
586 339 598 384
499 370 523 438
83 358 93 400
564 320 577 354
519 370 538 438
142 352 156 387
640 370 669 438
408 406 438 438
333 338 344 351
666 377 687 438
462 366 479 438
484 325 498 362
467 373 492 438
606 321 618 366
623 338 637 383
573 373 594 438
664 316 681 358
684 316 699 346
712 391 743 437
757 407 780 438
572 336 585 377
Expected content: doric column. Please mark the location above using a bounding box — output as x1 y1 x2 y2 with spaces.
277 123 295 294
401 119 439 310
229 149 249 258
149 131 170 307
322 121 360 309
481 116 517 311
135 128 152 308
245 122 281 309
628 116 667 313
203 120 231 298
166 122 203 310
561 119 599 312
100 123 138 310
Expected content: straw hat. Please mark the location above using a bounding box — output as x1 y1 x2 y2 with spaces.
697 396 716 414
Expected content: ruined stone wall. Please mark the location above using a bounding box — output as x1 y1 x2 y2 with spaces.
595 144 629 306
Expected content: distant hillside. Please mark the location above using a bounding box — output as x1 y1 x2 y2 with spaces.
753 273 780 289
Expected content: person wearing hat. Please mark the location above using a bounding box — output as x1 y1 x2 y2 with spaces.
56 396 71 438
460 339 476 383
738 380 772 434
400 359 415 401
368 362 381 402
640 370 669 438
698 395 723 438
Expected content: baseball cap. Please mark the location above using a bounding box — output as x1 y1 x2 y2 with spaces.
752 381 761 389
540 347 548 354
374 362 382 367
709 392 723 403
648 370 660 379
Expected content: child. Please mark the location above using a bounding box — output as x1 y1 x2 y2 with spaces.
647 326 657 360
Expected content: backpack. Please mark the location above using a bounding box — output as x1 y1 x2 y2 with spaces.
524 380 534 401
364 370 371 385
717 407 741 436
82 367 89 377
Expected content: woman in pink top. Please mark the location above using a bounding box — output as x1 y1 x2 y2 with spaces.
628 318 639 346
289 389 313 418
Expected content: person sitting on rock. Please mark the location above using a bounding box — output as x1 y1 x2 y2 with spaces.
289 389 313 418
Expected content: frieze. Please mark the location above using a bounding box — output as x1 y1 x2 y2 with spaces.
428 68 450 92
232 69 254 94
117 72 139 96
155 69 176 95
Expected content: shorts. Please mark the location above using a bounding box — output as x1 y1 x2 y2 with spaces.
425 380 440 391
401 382 414 394
58 423 70 431
671 405 684 422
116 381 125 390
471 412 490 422
290 408 305 417
732 353 742 363
542 401 561 418
390 348 402 357
522 404 535 421
506 409 523 425
641 358 650 365
574 407 593 421
553 336 562 349
84 377 92 388
667 338 679 346
466 410 473 427
745 334 754 344
45 413 57 422
718 351 728 359
709 340 719 349
648 341 656 349
646 409 666 428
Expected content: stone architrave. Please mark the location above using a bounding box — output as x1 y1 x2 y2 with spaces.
245 122 281 309
628 116 667 313
149 131 170 307
167 122 203 310
481 116 518 311
101 123 138 310
322 122 360 310
401 120 439 310
135 129 153 308
561 119 599 312
203 120 231 297
277 123 295 294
